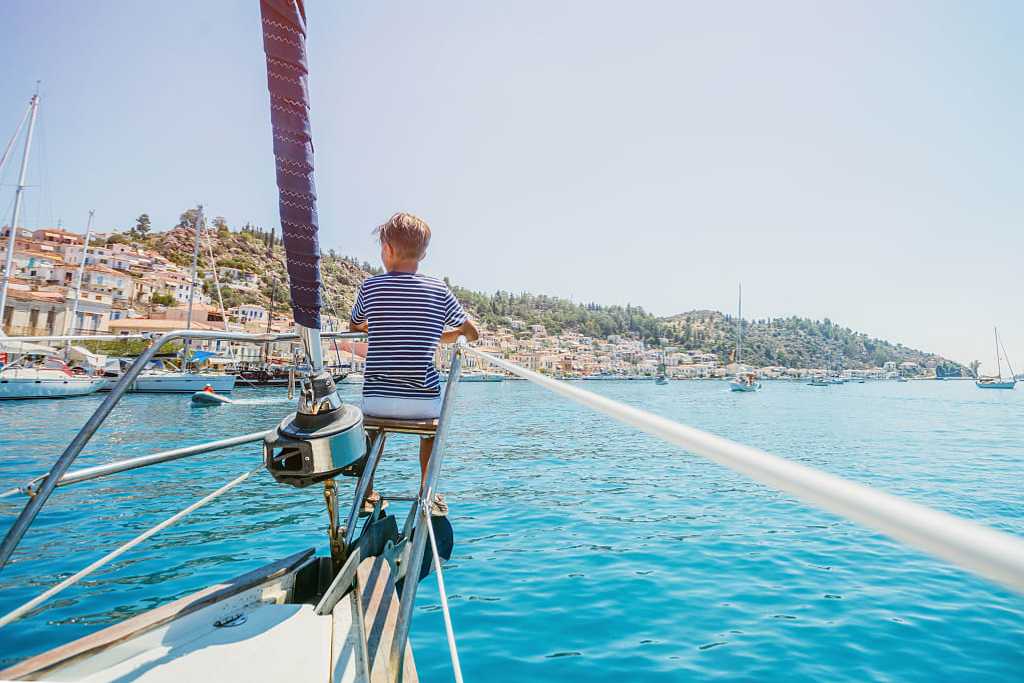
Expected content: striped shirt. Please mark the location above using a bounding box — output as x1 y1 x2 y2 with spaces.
351 272 467 399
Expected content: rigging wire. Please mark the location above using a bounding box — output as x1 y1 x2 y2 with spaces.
202 219 229 331
423 500 464 683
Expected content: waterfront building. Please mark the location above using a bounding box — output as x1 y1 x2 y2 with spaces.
1 286 111 336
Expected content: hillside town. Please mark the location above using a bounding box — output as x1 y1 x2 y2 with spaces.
1 223 950 380
463 324 941 380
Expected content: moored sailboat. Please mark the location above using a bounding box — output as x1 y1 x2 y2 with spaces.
729 284 761 392
976 327 1016 390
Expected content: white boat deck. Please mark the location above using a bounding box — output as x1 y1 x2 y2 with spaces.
2 550 415 683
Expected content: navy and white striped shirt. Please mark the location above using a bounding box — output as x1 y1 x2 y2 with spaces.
351 272 467 399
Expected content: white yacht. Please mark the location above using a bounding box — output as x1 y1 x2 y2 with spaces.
0 340 105 400
0 365 104 400
130 370 236 393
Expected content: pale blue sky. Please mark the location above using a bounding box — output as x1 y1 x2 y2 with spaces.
0 1 1020 367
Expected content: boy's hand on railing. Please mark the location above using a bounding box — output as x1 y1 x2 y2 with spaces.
440 319 479 345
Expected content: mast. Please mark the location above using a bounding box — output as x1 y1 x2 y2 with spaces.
182 206 203 367
66 210 95 339
996 327 1015 381
260 0 340 414
0 93 40 325
994 327 1002 380
735 283 742 367
202 224 229 332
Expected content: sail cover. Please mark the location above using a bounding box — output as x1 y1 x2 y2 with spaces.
260 0 321 329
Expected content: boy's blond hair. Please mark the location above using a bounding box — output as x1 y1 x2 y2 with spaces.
374 212 432 260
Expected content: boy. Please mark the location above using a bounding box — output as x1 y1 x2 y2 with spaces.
349 212 479 514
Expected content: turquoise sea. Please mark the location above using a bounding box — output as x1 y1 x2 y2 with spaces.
0 379 1022 680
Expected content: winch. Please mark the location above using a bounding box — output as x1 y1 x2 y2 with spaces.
263 404 364 488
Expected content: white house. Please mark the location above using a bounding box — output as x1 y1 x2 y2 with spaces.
230 304 268 326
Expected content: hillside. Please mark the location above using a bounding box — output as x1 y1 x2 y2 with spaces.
662 310 961 372
124 219 961 371
139 220 373 320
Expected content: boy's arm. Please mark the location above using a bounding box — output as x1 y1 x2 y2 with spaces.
440 318 480 344
349 282 368 332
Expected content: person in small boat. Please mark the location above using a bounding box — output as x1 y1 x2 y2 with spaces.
349 212 480 515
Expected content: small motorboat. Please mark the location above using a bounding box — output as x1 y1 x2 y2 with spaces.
191 385 234 405
730 372 761 392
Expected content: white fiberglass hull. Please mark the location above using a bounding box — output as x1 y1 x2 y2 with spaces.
0 371 104 400
128 373 237 393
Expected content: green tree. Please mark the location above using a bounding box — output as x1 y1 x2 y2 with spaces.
213 216 229 238
130 213 151 240
177 207 201 231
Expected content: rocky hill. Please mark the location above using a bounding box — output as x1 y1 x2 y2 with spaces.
140 220 374 320
127 218 961 371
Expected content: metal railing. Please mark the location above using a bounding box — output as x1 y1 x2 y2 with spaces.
0 430 270 499
0 328 366 570
460 344 1024 595
390 341 465 680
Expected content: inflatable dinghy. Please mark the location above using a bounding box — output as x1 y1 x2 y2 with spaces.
191 386 233 405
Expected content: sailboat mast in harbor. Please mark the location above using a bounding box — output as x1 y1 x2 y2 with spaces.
65 210 95 339
735 283 742 366
0 93 40 322
730 283 761 392
994 327 1003 378
182 206 204 364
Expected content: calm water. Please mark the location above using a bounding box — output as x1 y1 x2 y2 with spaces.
0 380 1022 680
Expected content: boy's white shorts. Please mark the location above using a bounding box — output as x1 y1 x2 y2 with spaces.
361 395 443 420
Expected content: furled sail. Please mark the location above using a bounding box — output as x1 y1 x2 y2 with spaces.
259 0 321 329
